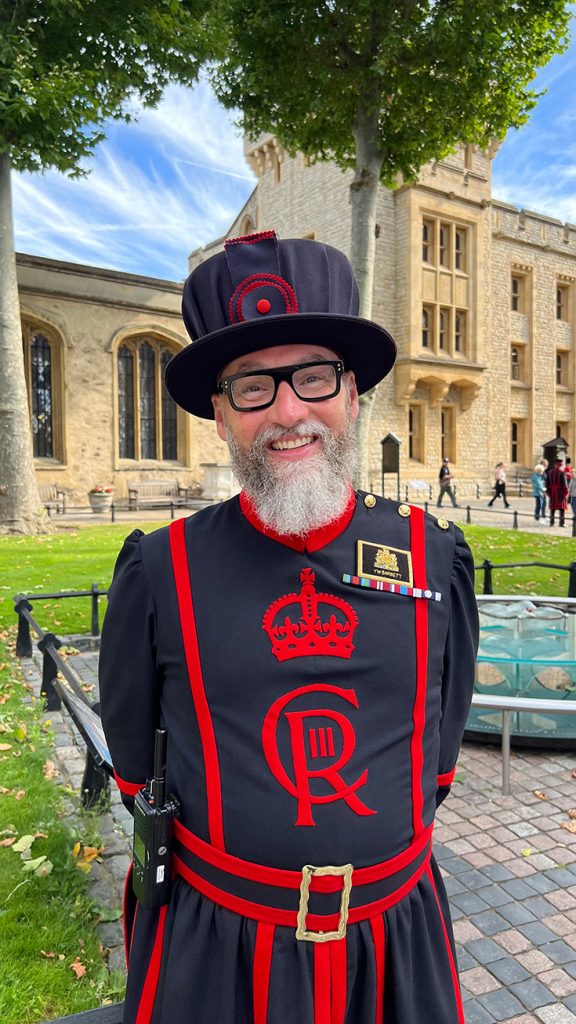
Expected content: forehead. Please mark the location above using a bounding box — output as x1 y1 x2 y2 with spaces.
220 343 341 378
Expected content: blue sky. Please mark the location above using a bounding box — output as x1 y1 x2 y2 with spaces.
11 28 576 283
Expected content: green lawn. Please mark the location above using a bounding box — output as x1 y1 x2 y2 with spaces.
0 649 124 1023
0 519 574 636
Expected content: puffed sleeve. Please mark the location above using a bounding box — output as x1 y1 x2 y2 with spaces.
436 526 479 807
99 530 160 811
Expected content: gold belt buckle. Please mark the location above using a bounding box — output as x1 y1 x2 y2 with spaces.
296 863 353 943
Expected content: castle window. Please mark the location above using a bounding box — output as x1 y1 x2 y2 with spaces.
422 220 433 263
439 224 449 267
455 311 466 354
557 284 569 321
556 351 567 386
441 406 455 462
455 230 465 271
422 306 432 348
511 346 520 381
117 337 180 461
439 309 447 350
408 405 424 462
22 321 64 461
511 275 523 312
511 419 525 463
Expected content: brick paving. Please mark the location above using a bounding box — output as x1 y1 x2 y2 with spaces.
20 638 576 1022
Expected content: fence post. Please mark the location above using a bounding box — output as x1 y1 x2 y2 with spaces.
170 501 175 520
404 484 408 501
14 598 33 657
111 502 116 523
424 501 429 515
91 583 100 637
429 485 432 501
482 559 493 594
37 633 63 711
466 505 471 524
568 562 576 599
476 483 480 499
81 749 110 809
513 510 518 530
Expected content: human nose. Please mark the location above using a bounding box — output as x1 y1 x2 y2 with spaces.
271 379 310 423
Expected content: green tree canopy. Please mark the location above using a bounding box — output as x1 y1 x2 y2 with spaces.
1 0 215 174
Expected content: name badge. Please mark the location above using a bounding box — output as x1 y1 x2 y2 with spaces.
356 540 413 587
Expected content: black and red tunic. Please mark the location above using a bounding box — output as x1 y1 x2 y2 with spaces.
99 490 478 1024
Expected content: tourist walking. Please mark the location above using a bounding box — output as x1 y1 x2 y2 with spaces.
437 456 459 507
531 465 547 522
547 458 569 527
568 464 576 522
487 462 511 508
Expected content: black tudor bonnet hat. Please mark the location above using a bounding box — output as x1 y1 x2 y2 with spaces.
165 229 397 419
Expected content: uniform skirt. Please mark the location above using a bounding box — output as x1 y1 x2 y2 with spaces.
123 854 464 1024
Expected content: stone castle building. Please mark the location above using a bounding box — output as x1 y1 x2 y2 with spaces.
18 137 575 501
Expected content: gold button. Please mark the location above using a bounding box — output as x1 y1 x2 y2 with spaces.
437 517 449 530
364 494 376 508
398 504 411 518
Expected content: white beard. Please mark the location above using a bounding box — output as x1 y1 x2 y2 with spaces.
224 412 357 537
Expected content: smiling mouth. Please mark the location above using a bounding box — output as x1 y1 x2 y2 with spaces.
269 435 316 451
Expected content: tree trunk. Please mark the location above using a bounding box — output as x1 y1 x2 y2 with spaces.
0 152 51 534
349 109 384 489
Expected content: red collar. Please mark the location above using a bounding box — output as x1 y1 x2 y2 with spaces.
239 487 356 552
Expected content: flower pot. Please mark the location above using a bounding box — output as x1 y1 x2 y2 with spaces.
88 492 113 513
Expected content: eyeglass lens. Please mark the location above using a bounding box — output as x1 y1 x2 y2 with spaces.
230 363 339 409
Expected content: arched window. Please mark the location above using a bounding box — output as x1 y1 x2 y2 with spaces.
22 321 64 461
117 336 180 461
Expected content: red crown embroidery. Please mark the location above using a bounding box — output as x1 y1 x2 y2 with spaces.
262 568 358 662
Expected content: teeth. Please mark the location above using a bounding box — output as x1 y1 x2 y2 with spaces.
271 436 314 451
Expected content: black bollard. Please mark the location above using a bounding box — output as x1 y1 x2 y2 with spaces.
482 559 493 595
37 633 63 710
15 599 33 657
513 510 518 530
91 583 100 637
466 506 471 524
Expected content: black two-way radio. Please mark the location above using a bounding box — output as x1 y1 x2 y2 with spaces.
132 729 180 908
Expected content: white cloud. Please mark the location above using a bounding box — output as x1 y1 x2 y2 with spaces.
12 80 256 280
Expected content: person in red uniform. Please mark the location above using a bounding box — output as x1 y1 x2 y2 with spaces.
99 230 479 1024
547 457 569 527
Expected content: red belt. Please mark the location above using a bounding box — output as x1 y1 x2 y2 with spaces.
173 819 433 942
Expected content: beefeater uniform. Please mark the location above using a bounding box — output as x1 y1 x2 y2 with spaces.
99 230 479 1023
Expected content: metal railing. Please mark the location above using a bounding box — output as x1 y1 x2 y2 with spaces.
14 594 113 807
474 559 576 597
470 693 576 796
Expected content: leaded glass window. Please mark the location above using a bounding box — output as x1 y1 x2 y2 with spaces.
31 333 53 457
161 351 177 460
118 346 135 459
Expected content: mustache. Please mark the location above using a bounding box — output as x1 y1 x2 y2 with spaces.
249 420 331 454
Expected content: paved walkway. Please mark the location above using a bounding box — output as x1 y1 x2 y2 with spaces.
21 641 576 1023
48 494 576 540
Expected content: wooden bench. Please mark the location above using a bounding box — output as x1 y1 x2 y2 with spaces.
127 478 188 510
39 483 66 514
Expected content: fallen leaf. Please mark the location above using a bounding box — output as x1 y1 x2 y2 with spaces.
12 834 35 853
40 950 56 959
521 848 533 857
69 958 86 979
14 789 25 800
43 760 58 780
0 837 16 847
22 855 47 872
0 743 12 751
34 832 48 839
72 841 81 859
0 786 9 795
534 791 547 800
561 821 576 834
81 846 102 863
568 809 576 819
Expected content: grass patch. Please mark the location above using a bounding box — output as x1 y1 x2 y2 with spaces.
0 521 169 634
0 519 574 638
0 640 124 1023
463 524 575 597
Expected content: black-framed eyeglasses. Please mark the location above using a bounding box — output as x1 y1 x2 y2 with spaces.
216 360 344 412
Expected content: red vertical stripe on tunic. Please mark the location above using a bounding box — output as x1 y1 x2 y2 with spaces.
314 943 332 1024
409 507 428 838
426 865 465 1024
135 905 167 1024
169 518 226 851
370 914 386 1024
253 922 275 1024
330 938 347 1024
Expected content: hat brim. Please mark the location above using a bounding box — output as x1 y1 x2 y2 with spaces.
166 313 396 419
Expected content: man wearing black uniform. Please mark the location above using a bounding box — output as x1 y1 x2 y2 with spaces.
100 230 479 1024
